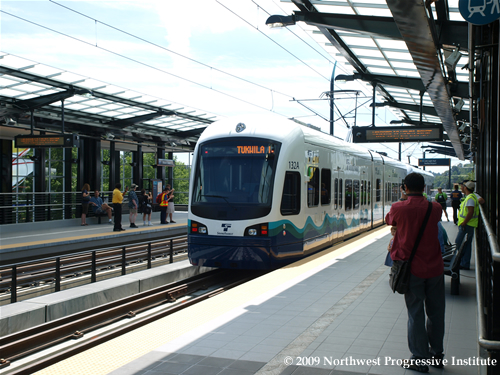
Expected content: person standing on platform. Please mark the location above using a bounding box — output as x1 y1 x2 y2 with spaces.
128 183 139 228
385 173 445 372
165 184 176 223
90 190 113 224
81 183 91 226
158 187 169 224
450 184 463 224
113 183 128 232
455 180 480 270
434 187 449 221
140 189 153 226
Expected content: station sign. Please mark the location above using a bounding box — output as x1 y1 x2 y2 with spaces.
15 134 80 148
418 158 451 166
352 126 443 143
157 158 175 167
459 0 500 25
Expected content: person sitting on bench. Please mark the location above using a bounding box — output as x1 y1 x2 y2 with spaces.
90 190 113 224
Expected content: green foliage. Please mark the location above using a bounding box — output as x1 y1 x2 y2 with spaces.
431 163 475 189
173 157 190 204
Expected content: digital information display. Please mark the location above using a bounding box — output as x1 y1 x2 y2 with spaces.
418 158 451 166
352 126 443 143
15 134 80 148
236 145 273 154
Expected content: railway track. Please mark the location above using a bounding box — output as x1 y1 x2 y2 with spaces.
0 269 264 375
0 235 190 305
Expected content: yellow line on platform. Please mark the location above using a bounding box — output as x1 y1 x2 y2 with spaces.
0 224 180 250
36 226 391 375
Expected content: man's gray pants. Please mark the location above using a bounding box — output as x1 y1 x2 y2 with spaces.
404 273 445 359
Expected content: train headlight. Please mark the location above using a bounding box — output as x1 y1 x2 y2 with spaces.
244 223 269 237
190 221 207 234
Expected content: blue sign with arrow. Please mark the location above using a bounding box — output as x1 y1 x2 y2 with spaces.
459 0 500 25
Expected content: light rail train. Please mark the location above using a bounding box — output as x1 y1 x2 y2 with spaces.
187 116 434 270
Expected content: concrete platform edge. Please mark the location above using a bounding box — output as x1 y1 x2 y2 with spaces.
0 260 213 337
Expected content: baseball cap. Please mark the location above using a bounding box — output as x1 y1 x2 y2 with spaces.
464 180 475 190
131 183 138 189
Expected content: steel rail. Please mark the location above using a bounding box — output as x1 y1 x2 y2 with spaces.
0 269 260 374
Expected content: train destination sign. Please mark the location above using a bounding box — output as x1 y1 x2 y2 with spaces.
418 158 451 166
15 134 80 148
352 126 443 143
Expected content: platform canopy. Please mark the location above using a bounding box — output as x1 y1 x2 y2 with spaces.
0 53 218 152
272 0 471 160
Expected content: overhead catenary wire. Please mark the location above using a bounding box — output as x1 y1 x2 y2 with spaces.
0 10 289 117
48 0 293 100
215 0 331 82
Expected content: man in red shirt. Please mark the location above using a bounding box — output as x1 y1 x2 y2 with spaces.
386 173 445 372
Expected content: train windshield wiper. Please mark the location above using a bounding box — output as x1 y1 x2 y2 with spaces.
200 194 235 210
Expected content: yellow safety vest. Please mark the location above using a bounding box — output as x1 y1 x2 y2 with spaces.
160 192 169 207
458 193 479 227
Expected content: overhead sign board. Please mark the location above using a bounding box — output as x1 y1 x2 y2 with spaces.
418 158 451 166
157 159 175 167
459 0 500 25
352 126 443 143
15 134 80 148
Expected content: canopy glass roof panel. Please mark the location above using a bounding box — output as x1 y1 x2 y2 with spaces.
0 52 218 147
281 0 469 158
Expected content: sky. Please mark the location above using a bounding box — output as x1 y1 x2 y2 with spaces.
0 0 464 172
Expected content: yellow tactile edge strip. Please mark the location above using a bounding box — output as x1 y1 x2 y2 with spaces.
35 226 391 375
0 224 180 250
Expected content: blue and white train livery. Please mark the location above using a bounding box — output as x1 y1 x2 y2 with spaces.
187 115 433 270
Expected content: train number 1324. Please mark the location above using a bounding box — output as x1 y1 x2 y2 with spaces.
288 161 299 170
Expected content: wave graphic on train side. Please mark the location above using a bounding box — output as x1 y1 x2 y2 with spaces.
187 115 434 270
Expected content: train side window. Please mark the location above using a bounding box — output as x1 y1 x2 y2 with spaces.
392 183 399 202
386 183 390 202
361 180 366 206
280 171 301 215
307 167 319 207
334 178 338 209
345 179 352 211
353 180 360 209
339 178 343 208
376 179 381 202
321 169 331 205
368 181 371 205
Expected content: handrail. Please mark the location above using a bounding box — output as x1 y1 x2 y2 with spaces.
479 205 500 262
476 204 500 351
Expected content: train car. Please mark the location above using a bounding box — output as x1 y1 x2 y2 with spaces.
187 115 434 270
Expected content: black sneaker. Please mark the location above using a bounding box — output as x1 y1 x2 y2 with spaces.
402 359 429 373
130 223 138 228
430 354 444 368
170 220 176 223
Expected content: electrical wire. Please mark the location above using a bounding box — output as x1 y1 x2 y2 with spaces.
0 10 289 116
215 0 330 81
48 0 293 99
250 0 336 65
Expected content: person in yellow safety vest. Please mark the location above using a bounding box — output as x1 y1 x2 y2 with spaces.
455 180 480 270
159 187 169 224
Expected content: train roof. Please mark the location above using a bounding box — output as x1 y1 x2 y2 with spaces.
198 115 433 179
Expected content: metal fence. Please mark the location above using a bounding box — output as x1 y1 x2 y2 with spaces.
476 205 500 373
1 235 188 304
0 190 189 224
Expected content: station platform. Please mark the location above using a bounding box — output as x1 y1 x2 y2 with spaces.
0 212 188 265
34 212 480 375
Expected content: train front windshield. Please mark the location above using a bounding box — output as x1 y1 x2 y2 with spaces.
191 138 281 220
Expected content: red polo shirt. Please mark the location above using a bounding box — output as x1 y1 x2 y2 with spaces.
385 195 444 279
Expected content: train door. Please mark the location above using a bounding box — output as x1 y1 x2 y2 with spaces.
334 169 344 240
